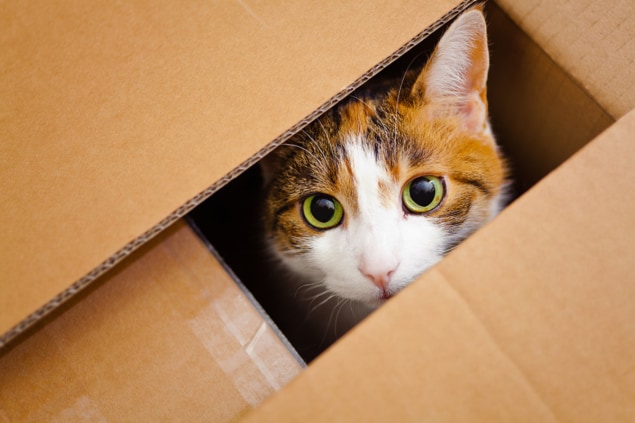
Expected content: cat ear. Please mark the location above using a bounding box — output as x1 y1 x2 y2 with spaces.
412 8 490 135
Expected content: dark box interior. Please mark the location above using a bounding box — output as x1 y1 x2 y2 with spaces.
187 3 612 363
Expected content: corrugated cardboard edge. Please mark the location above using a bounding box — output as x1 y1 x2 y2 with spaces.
0 0 479 350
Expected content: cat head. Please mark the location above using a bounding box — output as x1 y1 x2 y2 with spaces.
261 9 508 307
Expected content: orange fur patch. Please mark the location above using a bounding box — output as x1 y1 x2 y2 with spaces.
263 6 508 257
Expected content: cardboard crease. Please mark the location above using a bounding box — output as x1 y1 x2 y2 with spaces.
0 0 479 349
431 267 562 422
1 0 634 421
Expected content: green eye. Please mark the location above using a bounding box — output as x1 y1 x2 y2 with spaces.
402 176 444 214
302 194 344 229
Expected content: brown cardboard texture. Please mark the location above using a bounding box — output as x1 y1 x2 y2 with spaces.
0 220 302 422
0 0 470 347
239 107 635 423
182 1 616 362
1 0 634 421
235 0 634 420
496 0 635 118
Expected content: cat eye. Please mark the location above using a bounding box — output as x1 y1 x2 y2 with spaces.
302 194 344 229
402 176 445 214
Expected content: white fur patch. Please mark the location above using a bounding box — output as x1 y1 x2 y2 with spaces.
301 136 446 306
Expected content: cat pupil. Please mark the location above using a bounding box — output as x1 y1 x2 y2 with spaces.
311 196 336 223
261 8 508 311
410 177 436 206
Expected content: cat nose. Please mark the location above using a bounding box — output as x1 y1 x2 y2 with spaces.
360 269 394 290
358 259 399 290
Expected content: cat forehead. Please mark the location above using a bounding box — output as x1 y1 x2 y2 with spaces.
276 94 493 202
332 136 403 215
285 115 434 204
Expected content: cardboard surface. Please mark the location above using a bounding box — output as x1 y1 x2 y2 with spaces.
0 220 302 422
0 0 470 345
185 1 617 364
239 108 635 422
486 2 614 192
2 1 634 421
496 0 635 118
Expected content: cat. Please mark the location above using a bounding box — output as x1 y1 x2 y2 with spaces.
261 8 508 311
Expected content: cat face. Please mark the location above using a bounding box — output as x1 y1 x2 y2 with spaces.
262 9 508 307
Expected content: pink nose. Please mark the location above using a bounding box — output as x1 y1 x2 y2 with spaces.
358 262 398 290
358 253 400 293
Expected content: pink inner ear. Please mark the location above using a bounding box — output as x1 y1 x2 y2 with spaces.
460 93 488 133
413 9 490 135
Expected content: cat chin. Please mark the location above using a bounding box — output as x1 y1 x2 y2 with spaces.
322 270 428 307
360 295 394 310
325 284 399 309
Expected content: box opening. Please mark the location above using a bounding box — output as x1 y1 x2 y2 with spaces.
187 2 613 363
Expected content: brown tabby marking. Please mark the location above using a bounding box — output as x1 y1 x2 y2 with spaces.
260 8 509 306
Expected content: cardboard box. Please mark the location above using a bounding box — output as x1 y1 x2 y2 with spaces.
1 0 634 421
0 220 302 421
0 0 463 346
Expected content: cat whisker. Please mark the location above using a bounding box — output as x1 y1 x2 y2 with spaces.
307 291 338 316
312 121 339 169
294 279 325 298
296 280 331 302
280 141 331 179
297 283 328 302
260 8 507 355
325 299 340 339
307 291 335 310
279 142 322 166
351 297 372 320
300 129 331 166
331 297 351 338
350 95 392 137
316 119 332 146
317 297 346 346
350 95 369 108
392 52 427 147
392 73 408 147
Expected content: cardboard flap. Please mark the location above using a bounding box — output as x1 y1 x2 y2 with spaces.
0 0 471 343
496 0 635 118
0 221 302 421
239 109 635 421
